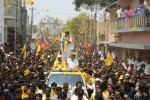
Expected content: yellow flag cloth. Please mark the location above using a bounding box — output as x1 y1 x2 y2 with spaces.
24 50 27 59
21 93 28 100
16 65 19 69
82 72 93 85
90 90 109 100
105 52 113 67
22 44 26 54
36 43 41 56
26 0 34 5
40 53 45 61
23 69 30 76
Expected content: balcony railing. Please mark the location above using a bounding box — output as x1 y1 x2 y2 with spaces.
111 14 150 32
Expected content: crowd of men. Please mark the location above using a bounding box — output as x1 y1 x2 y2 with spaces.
0 30 150 100
0 40 150 100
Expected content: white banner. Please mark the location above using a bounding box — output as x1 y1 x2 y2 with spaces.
0 0 4 44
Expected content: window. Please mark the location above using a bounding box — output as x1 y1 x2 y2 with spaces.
47 74 84 87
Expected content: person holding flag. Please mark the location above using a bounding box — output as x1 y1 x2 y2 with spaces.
61 30 72 60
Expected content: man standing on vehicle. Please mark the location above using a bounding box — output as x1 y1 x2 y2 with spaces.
61 30 72 60
53 55 67 69
67 54 79 69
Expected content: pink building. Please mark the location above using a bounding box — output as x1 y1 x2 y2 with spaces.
98 0 150 61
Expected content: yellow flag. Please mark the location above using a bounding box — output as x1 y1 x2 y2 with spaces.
23 69 30 76
36 43 41 56
82 72 93 85
24 50 27 59
40 53 45 61
26 0 34 5
22 44 26 54
4 0 12 8
105 52 113 67
16 65 19 69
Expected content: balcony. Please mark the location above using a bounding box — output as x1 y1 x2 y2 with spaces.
111 15 150 33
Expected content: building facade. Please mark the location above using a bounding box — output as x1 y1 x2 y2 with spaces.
0 0 4 45
39 16 63 36
97 0 150 62
4 0 27 51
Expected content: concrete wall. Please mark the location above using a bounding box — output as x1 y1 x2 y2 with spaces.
120 31 150 44
0 0 4 44
4 0 22 28
139 50 150 59
108 34 116 42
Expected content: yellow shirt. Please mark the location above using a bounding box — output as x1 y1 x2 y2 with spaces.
51 89 57 96
102 90 109 100
42 93 56 100
21 93 28 100
90 90 109 100
42 94 51 100
53 59 66 69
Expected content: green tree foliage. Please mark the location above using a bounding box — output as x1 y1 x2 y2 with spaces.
54 18 60 24
63 13 89 35
73 0 117 10
63 13 94 44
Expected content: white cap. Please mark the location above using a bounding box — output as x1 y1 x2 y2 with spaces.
95 78 100 81
125 73 130 77
47 55 50 58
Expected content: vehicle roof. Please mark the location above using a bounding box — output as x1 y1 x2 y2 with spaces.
50 71 82 74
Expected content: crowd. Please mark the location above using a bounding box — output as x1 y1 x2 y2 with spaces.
104 0 150 22
0 30 150 100
77 45 150 100
116 0 150 18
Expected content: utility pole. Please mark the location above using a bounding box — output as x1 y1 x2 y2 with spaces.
14 0 18 56
94 0 98 44
30 7 33 42
90 9 92 43
23 0 26 44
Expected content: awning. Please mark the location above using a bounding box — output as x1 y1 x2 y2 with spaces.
4 16 15 20
0 25 6 28
109 43 150 50
97 41 110 45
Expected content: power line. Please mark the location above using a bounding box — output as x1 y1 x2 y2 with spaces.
47 11 77 15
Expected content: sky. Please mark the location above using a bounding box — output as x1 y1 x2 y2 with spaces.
27 0 81 25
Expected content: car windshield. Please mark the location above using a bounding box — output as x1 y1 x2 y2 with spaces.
47 74 84 88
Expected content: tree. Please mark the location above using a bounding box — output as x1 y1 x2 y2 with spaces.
62 13 94 46
73 0 117 11
54 18 60 25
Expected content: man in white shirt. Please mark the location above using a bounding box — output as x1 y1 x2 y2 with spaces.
71 88 88 100
105 9 110 20
116 5 122 18
144 0 150 11
63 83 73 100
61 31 73 60
67 54 79 69
86 78 101 92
